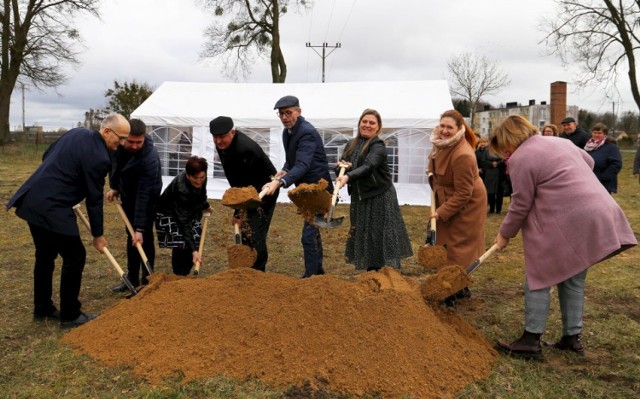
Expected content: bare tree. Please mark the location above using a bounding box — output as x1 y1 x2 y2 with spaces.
200 0 311 83
542 0 640 113
447 52 510 127
0 0 101 145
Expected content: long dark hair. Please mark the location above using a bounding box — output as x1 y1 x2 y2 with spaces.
342 108 382 160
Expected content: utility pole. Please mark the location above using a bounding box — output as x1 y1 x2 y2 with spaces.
306 42 341 83
21 83 25 136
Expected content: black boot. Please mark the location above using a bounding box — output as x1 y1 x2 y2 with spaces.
495 331 543 360
550 334 584 356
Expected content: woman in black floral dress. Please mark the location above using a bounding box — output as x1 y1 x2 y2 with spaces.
335 109 413 271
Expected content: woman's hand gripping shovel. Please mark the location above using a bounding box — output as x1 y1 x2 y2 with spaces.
417 190 447 269
72 204 137 296
113 202 153 276
314 163 348 228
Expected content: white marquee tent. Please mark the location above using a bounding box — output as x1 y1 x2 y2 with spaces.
131 80 453 206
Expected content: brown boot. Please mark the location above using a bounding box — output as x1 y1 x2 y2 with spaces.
551 334 584 356
495 331 543 360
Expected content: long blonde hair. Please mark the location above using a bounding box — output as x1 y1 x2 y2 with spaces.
342 108 382 160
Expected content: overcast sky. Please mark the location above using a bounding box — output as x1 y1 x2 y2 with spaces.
8 0 637 130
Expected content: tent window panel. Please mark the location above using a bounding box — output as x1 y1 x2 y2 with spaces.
149 126 193 177
210 128 272 180
319 128 352 180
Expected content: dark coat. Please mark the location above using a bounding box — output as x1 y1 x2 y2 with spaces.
156 171 210 252
110 135 163 230
560 126 590 148
217 130 277 193
339 136 392 200
281 116 333 192
634 146 640 175
6 128 111 237
586 139 622 193
478 148 505 195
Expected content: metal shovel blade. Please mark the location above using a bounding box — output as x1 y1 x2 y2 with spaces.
121 275 138 296
314 214 344 228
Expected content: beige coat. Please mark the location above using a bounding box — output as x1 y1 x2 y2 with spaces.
428 138 487 266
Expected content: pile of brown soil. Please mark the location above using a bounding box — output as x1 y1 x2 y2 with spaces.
63 268 496 398
417 244 448 270
227 243 257 268
287 179 332 222
421 266 473 302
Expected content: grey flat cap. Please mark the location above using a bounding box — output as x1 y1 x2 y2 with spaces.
274 95 300 109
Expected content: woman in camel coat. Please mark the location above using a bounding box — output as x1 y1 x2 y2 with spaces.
427 110 487 297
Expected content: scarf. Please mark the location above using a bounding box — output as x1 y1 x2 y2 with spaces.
430 126 465 154
584 137 606 152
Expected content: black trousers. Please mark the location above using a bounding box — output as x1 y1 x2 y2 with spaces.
171 247 193 276
28 223 86 321
242 198 277 272
121 203 155 285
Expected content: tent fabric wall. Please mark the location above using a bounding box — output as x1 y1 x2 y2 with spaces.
132 80 454 206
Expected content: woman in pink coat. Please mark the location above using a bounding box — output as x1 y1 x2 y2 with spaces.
490 115 636 360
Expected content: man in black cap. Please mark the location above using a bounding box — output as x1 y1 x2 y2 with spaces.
210 116 278 271
263 95 333 278
560 116 590 148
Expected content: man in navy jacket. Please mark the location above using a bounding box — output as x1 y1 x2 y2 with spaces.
6 113 130 327
107 119 162 291
264 96 333 277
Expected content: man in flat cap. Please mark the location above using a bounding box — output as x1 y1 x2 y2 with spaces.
263 96 333 278
210 116 278 271
560 116 590 148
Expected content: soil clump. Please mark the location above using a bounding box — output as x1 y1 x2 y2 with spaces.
63 268 496 398
287 179 332 222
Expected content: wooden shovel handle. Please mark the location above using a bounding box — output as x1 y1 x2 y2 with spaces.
114 202 150 266
466 244 499 274
430 190 437 233
194 212 210 273
331 166 347 206
234 223 241 244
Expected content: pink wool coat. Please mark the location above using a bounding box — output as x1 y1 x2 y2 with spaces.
428 137 487 266
499 135 636 290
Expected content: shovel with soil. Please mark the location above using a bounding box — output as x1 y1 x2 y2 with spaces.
314 164 347 228
221 186 263 269
287 178 332 223
417 190 447 269
72 204 137 296
421 244 498 303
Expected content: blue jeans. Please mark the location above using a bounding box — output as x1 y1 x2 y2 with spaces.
301 221 324 277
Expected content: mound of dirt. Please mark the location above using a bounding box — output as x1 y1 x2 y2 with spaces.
63 268 496 398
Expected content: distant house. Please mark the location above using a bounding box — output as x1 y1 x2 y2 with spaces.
475 101 579 137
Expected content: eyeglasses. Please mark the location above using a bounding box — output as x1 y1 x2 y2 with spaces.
276 109 297 118
108 127 128 142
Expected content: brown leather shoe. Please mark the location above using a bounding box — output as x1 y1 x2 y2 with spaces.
550 334 584 356
495 331 543 360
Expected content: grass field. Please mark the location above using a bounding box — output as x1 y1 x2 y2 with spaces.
0 144 639 399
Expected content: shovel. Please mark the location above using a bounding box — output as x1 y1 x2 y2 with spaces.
421 244 499 303
114 202 153 276
193 211 211 275
314 165 346 228
417 190 447 269
227 222 256 268
72 204 137 296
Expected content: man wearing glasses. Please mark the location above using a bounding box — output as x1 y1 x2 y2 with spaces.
7 113 130 328
107 119 162 292
263 95 333 278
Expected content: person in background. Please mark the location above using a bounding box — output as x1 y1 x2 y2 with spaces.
155 156 211 276
475 137 489 181
107 119 162 291
335 109 413 272
263 95 333 278
6 113 130 328
583 123 622 194
477 137 506 214
541 124 559 137
210 116 278 272
559 117 590 148
490 115 636 360
634 144 640 181
427 109 487 305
